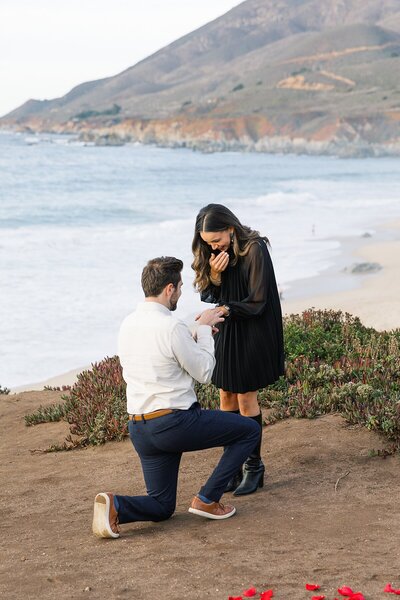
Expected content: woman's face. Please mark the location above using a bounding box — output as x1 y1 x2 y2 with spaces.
200 228 233 252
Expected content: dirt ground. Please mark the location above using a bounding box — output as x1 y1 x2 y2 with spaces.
1 391 399 600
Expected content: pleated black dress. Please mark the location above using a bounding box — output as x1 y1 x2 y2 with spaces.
201 238 285 393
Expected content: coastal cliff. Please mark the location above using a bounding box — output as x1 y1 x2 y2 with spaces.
16 111 400 158
2 0 400 157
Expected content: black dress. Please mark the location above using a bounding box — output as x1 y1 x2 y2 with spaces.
201 238 285 393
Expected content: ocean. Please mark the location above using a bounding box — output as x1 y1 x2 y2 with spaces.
1 131 400 387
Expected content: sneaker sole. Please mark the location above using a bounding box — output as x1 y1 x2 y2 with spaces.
188 506 236 520
92 493 120 538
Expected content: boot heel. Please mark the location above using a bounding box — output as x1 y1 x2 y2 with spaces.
233 465 265 496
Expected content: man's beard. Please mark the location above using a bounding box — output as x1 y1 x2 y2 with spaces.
169 294 178 311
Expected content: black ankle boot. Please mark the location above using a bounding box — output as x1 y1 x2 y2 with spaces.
233 459 265 496
233 413 265 496
224 468 243 493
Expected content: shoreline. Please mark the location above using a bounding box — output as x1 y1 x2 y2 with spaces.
2 123 400 159
282 220 400 331
11 220 400 393
281 222 392 303
11 366 88 394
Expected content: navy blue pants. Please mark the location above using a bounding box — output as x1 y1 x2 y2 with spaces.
115 403 260 524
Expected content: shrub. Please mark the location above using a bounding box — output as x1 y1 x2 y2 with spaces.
43 385 71 391
0 385 10 395
262 310 400 452
74 109 99 120
25 310 400 453
291 67 309 76
74 104 121 120
25 402 67 426
194 382 219 409
102 103 121 116
25 356 127 449
64 356 127 447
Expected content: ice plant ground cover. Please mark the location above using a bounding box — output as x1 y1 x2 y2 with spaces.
24 309 400 454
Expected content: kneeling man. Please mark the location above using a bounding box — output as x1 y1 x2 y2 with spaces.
92 256 259 538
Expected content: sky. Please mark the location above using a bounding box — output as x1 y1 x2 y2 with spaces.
0 0 242 118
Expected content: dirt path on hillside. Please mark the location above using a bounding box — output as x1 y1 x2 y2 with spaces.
1 391 399 600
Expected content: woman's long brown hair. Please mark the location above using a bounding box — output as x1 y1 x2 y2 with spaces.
191 204 268 292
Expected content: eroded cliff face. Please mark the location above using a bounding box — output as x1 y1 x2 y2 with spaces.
9 112 400 157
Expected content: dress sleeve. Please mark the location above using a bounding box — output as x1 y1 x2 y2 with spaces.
200 283 221 304
224 241 270 320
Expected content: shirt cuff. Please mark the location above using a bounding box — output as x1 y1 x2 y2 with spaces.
188 322 212 340
196 324 212 339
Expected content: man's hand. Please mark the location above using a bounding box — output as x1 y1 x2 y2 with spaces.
196 307 225 328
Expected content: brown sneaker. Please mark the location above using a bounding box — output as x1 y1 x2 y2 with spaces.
92 493 120 538
188 496 236 520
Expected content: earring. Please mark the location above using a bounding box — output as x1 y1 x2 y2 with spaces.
230 232 234 245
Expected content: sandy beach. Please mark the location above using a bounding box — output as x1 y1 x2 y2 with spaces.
283 223 400 331
12 366 89 394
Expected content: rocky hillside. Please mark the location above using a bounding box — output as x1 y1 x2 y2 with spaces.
3 0 400 156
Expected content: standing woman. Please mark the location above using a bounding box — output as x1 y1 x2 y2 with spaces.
192 204 284 496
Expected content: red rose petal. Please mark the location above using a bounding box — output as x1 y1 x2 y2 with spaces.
260 591 273 600
228 596 243 600
349 594 365 600
338 587 354 597
385 585 395 593
385 584 400 595
243 588 257 598
306 584 321 591
311 596 325 600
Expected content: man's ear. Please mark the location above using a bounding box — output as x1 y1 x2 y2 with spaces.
165 282 175 296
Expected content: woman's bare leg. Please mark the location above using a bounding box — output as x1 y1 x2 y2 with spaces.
219 389 239 411
237 391 260 416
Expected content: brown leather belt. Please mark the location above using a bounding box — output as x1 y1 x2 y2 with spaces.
129 409 173 422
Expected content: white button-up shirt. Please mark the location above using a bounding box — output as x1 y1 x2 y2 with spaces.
118 301 216 415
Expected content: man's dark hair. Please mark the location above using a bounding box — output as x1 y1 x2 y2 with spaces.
141 256 183 297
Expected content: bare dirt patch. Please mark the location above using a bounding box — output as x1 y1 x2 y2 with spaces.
1 391 399 599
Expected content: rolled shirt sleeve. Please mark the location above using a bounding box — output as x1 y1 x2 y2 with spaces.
171 322 215 384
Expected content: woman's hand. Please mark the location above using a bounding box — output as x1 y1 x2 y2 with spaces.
209 251 229 280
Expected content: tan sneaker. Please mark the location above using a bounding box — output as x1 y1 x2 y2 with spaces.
92 493 120 538
188 496 236 520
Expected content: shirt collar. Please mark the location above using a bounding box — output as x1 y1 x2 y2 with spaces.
136 301 171 316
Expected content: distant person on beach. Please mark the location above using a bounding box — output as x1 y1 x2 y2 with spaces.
92 256 260 538
192 204 285 496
